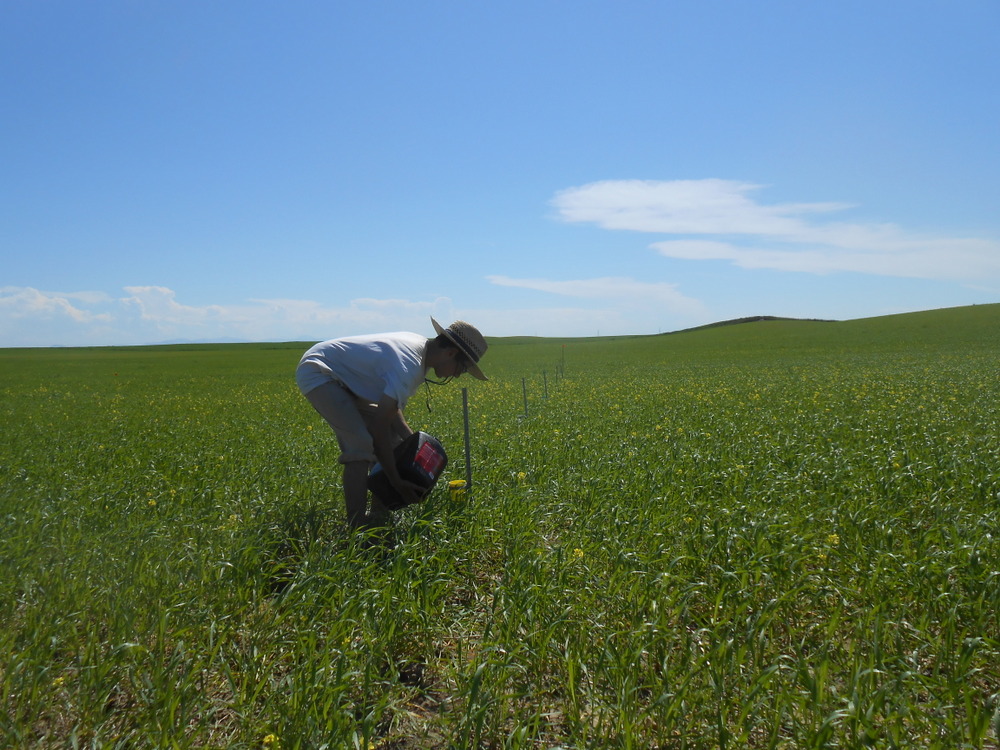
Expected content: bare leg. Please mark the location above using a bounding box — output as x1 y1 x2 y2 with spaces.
342 461 370 528
368 496 390 527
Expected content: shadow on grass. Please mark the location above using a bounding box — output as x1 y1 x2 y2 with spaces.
225 503 337 595
229 501 421 595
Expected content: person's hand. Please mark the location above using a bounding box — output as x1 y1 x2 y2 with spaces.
392 478 426 506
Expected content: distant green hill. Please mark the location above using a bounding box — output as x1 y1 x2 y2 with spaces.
484 303 1000 373
669 303 998 351
492 303 999 347
2 304 996 377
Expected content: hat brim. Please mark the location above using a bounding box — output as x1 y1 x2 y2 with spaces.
432 317 488 381
465 361 488 381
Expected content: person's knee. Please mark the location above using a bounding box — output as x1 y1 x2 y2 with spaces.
339 449 376 465
342 460 371 476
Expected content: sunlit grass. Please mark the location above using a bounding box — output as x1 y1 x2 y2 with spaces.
2 306 999 747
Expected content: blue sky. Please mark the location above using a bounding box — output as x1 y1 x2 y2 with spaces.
3 1 998 347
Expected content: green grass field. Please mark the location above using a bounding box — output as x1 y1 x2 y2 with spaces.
2 305 999 748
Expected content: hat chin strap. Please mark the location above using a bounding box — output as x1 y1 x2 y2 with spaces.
421 377 452 413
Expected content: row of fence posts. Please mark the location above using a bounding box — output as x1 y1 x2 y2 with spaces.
521 345 566 417
454 345 567 501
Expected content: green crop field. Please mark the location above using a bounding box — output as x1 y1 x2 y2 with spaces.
2 305 999 749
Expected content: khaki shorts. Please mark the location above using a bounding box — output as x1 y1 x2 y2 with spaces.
304 380 406 465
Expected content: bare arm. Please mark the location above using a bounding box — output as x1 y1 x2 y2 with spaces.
394 407 414 440
372 394 422 505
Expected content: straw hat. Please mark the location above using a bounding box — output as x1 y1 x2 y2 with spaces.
431 318 488 380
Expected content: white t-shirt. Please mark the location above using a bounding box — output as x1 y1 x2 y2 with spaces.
296 331 428 407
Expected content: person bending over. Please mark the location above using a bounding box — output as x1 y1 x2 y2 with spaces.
296 318 487 529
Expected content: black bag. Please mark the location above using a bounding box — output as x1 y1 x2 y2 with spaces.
367 431 448 510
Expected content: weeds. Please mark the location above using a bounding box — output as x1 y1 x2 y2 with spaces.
2 309 999 747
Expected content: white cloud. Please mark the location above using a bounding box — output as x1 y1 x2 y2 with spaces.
0 286 111 324
552 179 850 235
0 287 119 347
0 283 675 346
487 274 706 315
482 275 708 336
0 286 460 347
461 305 635 338
553 179 1000 281
123 286 227 324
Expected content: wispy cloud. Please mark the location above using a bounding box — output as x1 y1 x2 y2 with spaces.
0 286 457 347
553 179 850 235
0 286 112 325
552 179 1000 281
487 274 705 315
